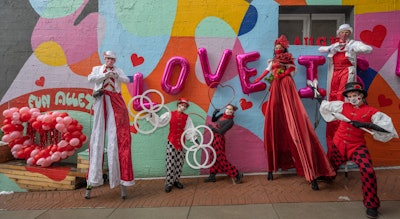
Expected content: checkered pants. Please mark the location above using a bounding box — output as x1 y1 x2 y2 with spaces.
165 141 185 186
209 132 238 178
329 144 380 209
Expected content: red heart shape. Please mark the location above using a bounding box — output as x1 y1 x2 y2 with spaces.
360 25 386 48
378 94 392 107
130 125 138 134
131 53 144 66
35 76 45 87
240 98 253 110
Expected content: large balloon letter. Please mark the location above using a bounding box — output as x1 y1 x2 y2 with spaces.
132 73 157 111
297 55 326 99
161 57 189 95
396 40 400 77
236 51 266 95
198 48 232 87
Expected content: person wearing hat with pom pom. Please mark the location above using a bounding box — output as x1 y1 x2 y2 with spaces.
319 82 398 219
85 51 135 200
318 24 373 159
156 98 197 193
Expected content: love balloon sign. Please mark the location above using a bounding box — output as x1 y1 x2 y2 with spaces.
297 56 326 99
139 48 341 97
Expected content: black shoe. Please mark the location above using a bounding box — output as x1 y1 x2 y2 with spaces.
316 176 333 183
173 181 184 189
267 172 273 181
234 172 243 184
204 174 216 183
366 208 378 219
311 180 319 191
165 185 172 193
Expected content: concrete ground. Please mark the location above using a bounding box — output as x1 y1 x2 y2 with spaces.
0 168 399 219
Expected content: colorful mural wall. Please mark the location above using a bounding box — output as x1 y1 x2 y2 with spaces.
0 0 399 180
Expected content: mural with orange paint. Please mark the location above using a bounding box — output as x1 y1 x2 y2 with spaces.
0 0 399 189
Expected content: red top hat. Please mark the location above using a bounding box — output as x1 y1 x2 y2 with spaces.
177 98 190 107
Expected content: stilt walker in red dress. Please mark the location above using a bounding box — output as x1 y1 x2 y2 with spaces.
254 35 335 190
85 51 134 199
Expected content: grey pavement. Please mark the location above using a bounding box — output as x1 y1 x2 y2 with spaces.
1 201 399 219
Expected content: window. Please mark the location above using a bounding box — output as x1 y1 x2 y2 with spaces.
279 6 353 46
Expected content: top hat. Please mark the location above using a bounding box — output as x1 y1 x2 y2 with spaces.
342 82 367 98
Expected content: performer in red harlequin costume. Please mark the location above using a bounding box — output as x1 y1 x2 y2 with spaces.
157 98 197 193
85 51 134 199
204 104 243 184
254 35 335 190
318 24 373 158
319 82 398 219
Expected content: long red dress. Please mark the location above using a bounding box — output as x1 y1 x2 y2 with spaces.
263 58 335 182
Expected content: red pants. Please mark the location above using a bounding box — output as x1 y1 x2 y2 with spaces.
209 133 238 178
329 144 380 209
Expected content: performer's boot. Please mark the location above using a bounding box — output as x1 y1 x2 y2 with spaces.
311 180 319 191
84 185 92 199
121 185 127 199
233 172 243 184
267 172 273 181
204 174 216 182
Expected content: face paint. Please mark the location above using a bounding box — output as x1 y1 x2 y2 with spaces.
348 95 362 106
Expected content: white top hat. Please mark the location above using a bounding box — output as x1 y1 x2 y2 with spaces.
103 51 117 59
336 24 353 36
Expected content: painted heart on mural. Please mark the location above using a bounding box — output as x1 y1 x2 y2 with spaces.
130 125 138 134
131 53 144 67
360 25 386 48
35 76 45 87
208 82 235 110
240 98 253 110
378 94 392 107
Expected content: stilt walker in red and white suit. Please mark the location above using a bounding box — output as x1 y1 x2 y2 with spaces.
85 51 134 199
318 24 372 158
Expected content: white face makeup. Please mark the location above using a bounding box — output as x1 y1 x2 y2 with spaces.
225 105 234 116
346 91 363 106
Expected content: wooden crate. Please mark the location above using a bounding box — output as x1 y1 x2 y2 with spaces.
0 160 86 191
77 150 108 174
0 144 14 163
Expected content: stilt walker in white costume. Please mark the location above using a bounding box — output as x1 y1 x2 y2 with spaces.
85 51 134 199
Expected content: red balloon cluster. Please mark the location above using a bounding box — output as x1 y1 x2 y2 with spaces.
1 107 87 167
